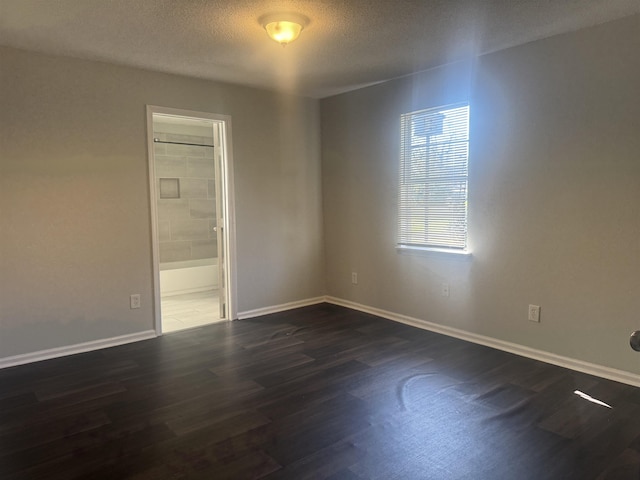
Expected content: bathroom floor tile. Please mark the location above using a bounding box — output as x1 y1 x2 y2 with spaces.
161 290 220 333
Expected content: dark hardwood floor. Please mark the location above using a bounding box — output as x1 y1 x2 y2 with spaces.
1 303 638 479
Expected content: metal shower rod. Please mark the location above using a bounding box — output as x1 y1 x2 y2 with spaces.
153 138 214 148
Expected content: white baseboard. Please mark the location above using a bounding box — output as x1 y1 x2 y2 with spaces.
0 330 157 370
3 297 637 388
326 296 640 388
237 296 326 320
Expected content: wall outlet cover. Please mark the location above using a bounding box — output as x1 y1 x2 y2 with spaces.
130 294 141 309
528 304 540 322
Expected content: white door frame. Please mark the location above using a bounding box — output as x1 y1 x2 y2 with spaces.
146 105 238 334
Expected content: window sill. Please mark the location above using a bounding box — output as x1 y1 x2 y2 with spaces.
396 245 472 258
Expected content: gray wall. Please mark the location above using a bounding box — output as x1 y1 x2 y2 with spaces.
0 46 324 358
1 15 638 376
153 129 218 266
321 15 640 374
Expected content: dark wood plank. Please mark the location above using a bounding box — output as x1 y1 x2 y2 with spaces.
0 303 638 479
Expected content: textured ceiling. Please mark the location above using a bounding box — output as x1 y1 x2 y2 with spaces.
1 1 639 98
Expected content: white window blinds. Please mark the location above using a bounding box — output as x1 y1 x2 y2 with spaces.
398 103 470 251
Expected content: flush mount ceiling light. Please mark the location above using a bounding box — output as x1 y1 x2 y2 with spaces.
260 13 309 46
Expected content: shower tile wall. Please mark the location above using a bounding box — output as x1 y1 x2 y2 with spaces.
154 133 217 264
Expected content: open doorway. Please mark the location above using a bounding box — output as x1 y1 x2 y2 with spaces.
146 106 236 334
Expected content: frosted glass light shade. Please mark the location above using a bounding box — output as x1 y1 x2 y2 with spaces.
260 13 308 46
264 20 303 45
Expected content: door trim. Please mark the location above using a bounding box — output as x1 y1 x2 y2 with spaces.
146 105 238 334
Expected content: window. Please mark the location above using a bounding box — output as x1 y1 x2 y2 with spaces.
398 103 470 252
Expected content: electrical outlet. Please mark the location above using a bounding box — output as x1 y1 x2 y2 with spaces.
130 294 141 309
528 304 540 322
441 283 450 297
351 272 358 285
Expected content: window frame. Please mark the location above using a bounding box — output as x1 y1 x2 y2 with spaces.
396 102 471 256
